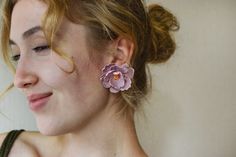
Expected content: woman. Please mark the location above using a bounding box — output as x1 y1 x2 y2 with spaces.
0 0 179 156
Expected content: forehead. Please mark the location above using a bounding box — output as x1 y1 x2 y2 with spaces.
10 0 47 41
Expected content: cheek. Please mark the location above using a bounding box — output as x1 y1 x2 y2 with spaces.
38 56 75 88
38 53 101 90
51 51 75 73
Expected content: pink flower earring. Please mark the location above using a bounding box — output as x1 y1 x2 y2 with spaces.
100 63 135 93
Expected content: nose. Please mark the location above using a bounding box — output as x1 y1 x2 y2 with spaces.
13 59 38 89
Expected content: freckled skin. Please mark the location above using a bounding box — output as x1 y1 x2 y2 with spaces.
7 0 148 156
10 0 110 136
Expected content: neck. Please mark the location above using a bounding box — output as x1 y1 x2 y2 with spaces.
55 101 147 157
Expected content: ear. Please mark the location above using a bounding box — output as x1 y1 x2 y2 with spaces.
111 37 134 65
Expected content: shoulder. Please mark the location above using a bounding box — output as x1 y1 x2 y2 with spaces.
0 130 40 157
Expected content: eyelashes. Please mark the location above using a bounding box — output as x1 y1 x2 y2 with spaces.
33 45 50 52
11 45 50 62
11 54 20 62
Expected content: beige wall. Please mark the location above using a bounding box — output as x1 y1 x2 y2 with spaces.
1 0 236 157
136 0 236 157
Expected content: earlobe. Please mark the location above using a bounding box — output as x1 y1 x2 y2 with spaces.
111 37 134 65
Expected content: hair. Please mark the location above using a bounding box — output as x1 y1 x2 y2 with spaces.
0 0 179 112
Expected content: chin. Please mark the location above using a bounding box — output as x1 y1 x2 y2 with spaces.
36 119 67 136
37 126 56 136
38 126 69 136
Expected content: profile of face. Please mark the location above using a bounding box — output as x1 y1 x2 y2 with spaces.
10 0 113 135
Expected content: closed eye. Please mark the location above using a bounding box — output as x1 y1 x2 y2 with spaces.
11 54 20 62
10 45 50 62
33 45 50 52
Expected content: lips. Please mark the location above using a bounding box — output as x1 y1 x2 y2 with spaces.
27 92 53 111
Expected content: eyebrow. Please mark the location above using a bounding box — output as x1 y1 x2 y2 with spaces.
9 26 42 45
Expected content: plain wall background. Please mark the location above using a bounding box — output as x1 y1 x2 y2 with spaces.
1 0 236 157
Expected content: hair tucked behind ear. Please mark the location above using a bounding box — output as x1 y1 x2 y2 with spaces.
147 4 179 64
0 0 179 113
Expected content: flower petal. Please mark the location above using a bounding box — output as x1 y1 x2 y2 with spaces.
110 73 125 89
110 87 119 93
120 64 129 73
102 77 111 88
101 71 114 88
102 63 115 74
126 68 134 79
121 77 132 91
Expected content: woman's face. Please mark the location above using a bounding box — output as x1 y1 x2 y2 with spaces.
10 0 112 135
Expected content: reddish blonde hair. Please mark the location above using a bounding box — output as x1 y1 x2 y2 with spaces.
0 0 179 111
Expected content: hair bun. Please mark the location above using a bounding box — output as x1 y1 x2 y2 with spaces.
147 4 179 64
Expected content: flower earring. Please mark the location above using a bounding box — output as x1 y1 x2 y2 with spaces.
100 63 135 93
